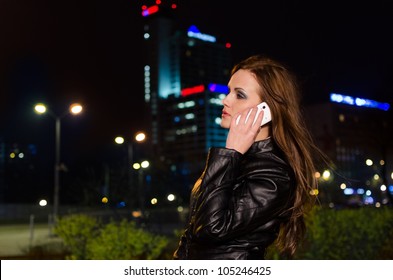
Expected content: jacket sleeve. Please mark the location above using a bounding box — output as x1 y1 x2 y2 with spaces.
190 147 292 243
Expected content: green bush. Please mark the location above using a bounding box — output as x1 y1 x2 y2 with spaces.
267 207 393 259
300 206 393 259
54 214 98 259
54 214 169 260
86 219 169 260
56 208 393 260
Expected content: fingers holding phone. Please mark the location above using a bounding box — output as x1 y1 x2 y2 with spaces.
227 105 267 154
235 102 271 127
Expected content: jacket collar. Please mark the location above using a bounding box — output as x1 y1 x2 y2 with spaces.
247 137 275 154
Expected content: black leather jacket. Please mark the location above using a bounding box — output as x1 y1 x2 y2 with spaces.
173 138 295 260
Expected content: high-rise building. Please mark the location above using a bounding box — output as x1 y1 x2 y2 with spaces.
140 1 232 194
304 93 393 207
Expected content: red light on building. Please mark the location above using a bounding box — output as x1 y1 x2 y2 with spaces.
225 42 232 48
141 5 159 17
181 85 205 97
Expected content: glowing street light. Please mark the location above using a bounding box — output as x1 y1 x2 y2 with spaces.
34 102 83 226
133 160 150 216
135 132 146 142
114 132 147 168
114 132 147 208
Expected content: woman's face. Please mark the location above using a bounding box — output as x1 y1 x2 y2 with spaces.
221 69 262 128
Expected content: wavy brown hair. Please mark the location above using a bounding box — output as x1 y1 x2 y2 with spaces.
232 54 327 257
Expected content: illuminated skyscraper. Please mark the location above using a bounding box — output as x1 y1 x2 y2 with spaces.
140 1 232 190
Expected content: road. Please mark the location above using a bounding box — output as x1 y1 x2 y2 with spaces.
0 223 62 258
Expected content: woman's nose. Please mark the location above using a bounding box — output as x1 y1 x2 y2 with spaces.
222 94 230 106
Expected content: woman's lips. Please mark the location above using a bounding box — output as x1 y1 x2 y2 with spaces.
222 110 230 117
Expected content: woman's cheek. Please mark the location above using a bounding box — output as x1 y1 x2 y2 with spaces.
220 117 231 128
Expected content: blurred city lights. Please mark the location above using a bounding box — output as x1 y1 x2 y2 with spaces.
330 93 390 111
309 189 319 196
34 103 46 114
151 198 158 205
117 201 126 208
187 25 216 43
141 160 149 168
114 136 125 144
133 163 141 170
357 188 365 195
343 188 354 195
39 199 47 207
364 196 374 204
167 194 175 201
132 210 142 218
135 132 146 142
322 170 331 181
69 103 83 114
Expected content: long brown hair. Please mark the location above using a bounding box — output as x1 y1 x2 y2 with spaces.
232 54 326 257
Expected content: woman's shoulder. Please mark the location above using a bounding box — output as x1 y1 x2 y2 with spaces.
243 139 294 179
247 138 287 163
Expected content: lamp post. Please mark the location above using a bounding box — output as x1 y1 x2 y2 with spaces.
133 160 150 217
114 132 146 208
34 103 83 225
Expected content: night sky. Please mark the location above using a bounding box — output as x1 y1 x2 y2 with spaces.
1 0 393 160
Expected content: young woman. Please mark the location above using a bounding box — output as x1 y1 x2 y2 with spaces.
173 54 325 260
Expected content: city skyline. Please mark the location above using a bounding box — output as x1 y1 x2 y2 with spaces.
1 1 392 145
1 0 392 204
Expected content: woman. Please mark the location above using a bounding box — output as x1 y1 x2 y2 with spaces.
173 54 325 260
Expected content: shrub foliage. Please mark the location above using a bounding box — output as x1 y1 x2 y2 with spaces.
267 206 393 259
54 214 169 260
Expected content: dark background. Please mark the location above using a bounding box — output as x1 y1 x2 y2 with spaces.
1 0 392 167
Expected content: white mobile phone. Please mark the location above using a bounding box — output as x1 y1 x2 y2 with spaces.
257 102 272 126
236 102 272 126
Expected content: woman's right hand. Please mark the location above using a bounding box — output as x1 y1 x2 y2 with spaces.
225 106 264 154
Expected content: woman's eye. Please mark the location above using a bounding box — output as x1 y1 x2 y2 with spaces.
236 92 246 99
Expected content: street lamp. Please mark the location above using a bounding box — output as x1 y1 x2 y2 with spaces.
133 160 150 216
114 131 146 164
34 102 83 225
114 132 147 206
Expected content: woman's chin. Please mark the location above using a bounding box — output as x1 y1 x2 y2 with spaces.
220 121 230 129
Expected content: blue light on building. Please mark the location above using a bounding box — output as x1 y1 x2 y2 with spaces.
330 93 390 111
208 83 228 94
187 25 216 43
